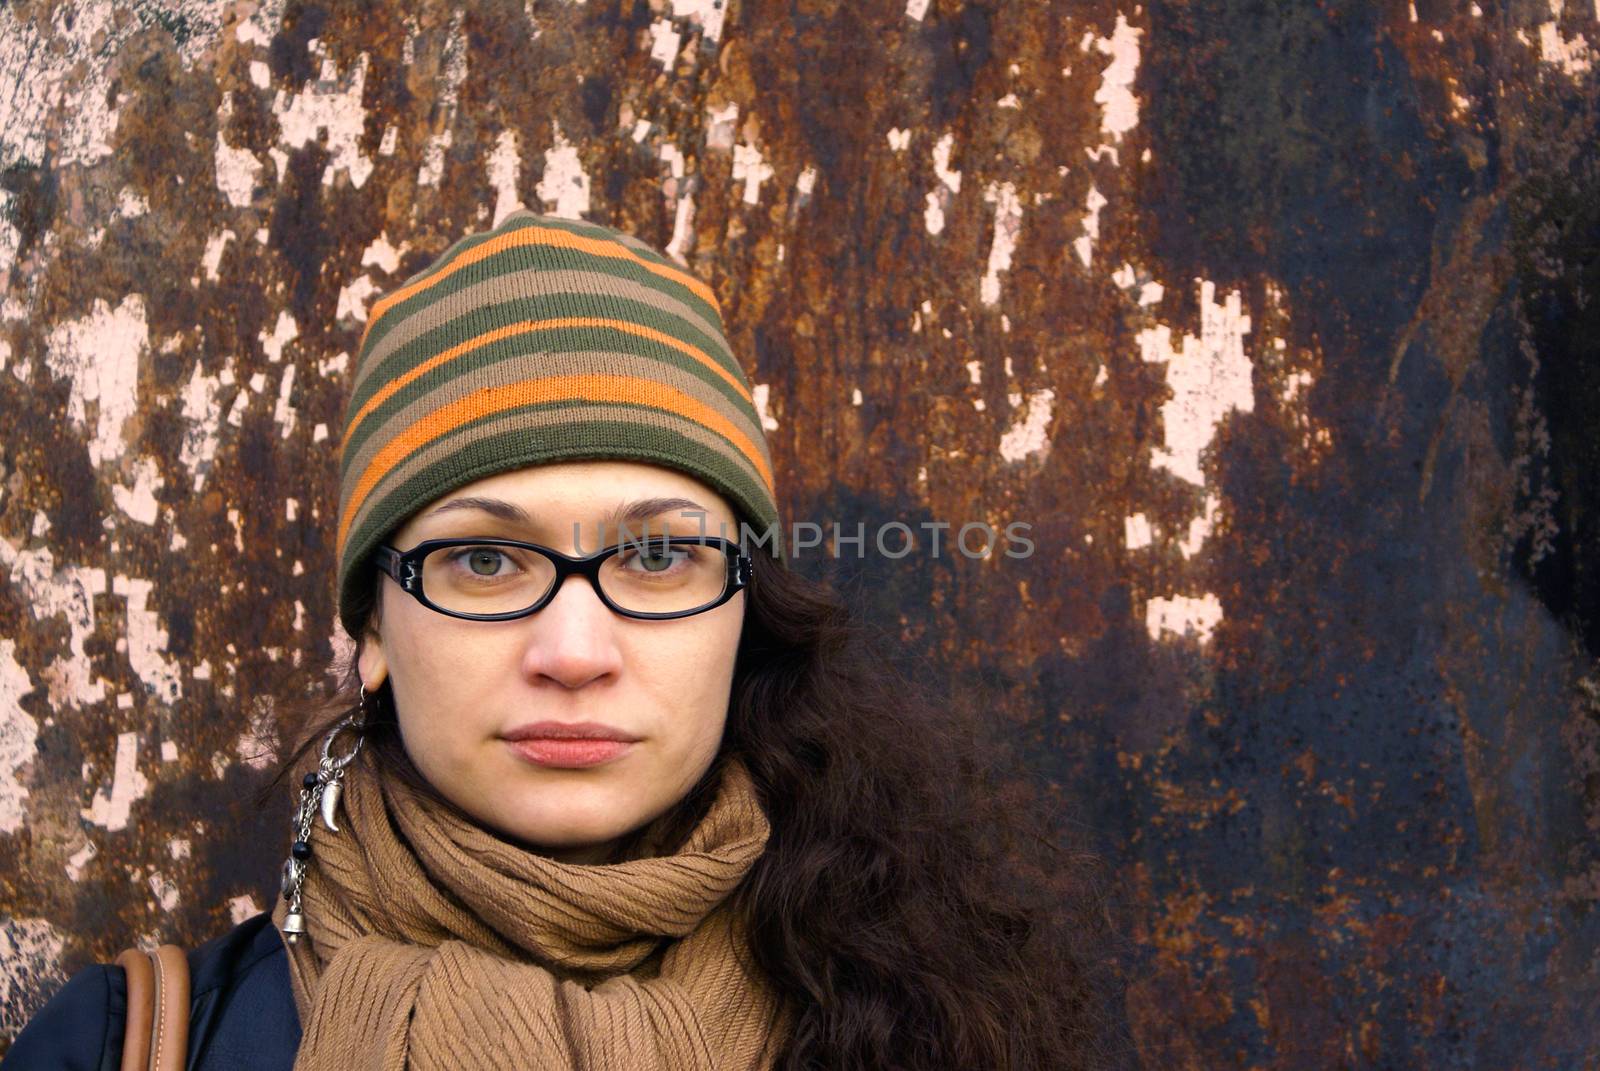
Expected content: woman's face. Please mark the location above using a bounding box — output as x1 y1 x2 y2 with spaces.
356 460 746 863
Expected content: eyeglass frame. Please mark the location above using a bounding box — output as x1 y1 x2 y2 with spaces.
372 534 753 622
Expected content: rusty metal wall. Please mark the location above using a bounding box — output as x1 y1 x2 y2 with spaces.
3 0 1599 1065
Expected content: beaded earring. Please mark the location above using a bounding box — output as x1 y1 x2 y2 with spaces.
279 686 373 943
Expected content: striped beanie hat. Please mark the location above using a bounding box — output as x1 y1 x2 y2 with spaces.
335 209 782 639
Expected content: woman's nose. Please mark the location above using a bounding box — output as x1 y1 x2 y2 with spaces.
517 572 625 689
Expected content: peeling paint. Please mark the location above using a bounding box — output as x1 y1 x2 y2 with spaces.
649 18 683 67
335 276 378 324
81 730 148 833
1125 513 1153 551
43 295 148 469
227 385 252 427
1537 18 1594 75
361 232 405 274
1074 184 1108 268
998 388 1055 463
1093 13 1143 142
1137 280 1254 486
228 893 261 924
214 96 259 209
732 141 774 205
705 101 738 152
0 4 123 169
980 181 1022 305
64 840 97 882
259 310 298 363
925 131 963 236
659 142 687 179
200 229 236 280
752 383 780 431
0 541 107 707
488 128 524 226
1177 493 1220 559
536 120 592 219
113 577 183 704
0 918 66 1036
179 360 226 491
795 166 818 209
148 870 180 912
1145 592 1224 643
116 187 149 219
1112 262 1164 306
273 48 372 188
667 193 697 264
234 0 286 53
416 12 468 188
924 190 947 236
0 639 38 835
274 363 299 438
111 458 164 526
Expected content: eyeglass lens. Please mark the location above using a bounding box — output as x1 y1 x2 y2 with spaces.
418 539 732 616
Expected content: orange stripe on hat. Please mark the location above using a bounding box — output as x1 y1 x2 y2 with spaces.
337 374 776 555
340 316 755 455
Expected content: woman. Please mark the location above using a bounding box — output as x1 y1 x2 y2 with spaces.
3 211 1130 1070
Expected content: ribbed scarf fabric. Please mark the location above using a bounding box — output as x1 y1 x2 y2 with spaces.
269 748 791 1070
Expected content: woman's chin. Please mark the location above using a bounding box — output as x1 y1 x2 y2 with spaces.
479 806 635 859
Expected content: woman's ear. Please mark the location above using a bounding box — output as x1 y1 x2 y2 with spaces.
357 629 388 691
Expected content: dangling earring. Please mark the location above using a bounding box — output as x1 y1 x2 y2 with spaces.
279 685 373 943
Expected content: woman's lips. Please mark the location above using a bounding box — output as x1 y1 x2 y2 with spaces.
505 738 633 768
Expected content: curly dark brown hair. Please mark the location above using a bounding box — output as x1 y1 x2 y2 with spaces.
260 546 1135 1070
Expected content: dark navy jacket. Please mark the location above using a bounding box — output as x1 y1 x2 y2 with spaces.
1 912 300 1070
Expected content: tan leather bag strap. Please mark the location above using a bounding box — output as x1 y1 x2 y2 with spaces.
114 949 153 1071
114 944 190 1071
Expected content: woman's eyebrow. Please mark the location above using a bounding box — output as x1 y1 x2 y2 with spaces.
426 496 530 522
423 496 712 526
604 497 712 527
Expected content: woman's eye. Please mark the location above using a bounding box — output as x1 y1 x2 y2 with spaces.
451 548 512 576
623 544 685 573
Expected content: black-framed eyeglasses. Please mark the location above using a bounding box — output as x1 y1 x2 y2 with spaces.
373 535 752 621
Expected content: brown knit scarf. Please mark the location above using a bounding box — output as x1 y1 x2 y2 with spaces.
269 745 791 1070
